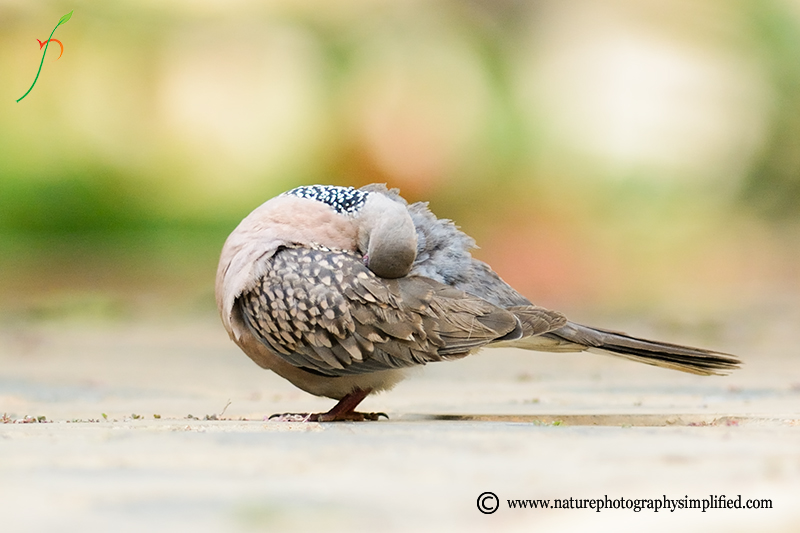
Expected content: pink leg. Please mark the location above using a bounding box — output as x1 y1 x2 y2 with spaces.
269 388 388 422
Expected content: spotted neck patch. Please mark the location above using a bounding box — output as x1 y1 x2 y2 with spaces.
283 185 369 215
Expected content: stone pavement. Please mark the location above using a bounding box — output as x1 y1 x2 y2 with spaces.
1 314 799 532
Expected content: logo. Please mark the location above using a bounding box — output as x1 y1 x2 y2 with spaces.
37 39 64 60
477 492 499 514
16 10 73 103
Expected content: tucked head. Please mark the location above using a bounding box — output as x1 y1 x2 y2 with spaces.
283 185 418 279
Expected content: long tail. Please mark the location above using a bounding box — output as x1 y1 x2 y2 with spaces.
507 321 741 376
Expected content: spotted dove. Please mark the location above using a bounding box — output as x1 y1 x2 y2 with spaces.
215 184 740 421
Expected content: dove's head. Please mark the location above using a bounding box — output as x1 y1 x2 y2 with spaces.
281 185 418 279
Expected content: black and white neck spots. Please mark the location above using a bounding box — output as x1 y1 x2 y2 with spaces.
283 185 369 215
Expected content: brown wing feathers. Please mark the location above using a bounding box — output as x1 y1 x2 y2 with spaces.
237 246 520 377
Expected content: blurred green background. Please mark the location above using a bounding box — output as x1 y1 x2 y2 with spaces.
2 0 799 325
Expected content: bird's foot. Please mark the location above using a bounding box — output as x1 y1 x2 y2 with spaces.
267 389 386 422
267 411 388 422
313 411 388 422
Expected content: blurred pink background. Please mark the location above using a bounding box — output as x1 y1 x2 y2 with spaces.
1 0 799 323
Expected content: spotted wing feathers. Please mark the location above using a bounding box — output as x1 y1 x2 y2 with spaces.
237 247 520 377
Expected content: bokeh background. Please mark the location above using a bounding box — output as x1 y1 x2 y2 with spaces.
3 4 800 532
2 0 800 327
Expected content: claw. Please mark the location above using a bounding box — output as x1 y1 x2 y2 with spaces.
267 411 388 422
266 389 386 422
313 411 388 422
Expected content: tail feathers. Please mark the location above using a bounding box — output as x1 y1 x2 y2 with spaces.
548 322 741 376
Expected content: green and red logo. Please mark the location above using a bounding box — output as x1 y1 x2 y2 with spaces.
17 10 73 103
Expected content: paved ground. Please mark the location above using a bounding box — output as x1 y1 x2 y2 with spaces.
1 311 799 532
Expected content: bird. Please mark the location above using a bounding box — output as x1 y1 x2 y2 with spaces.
215 184 740 421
